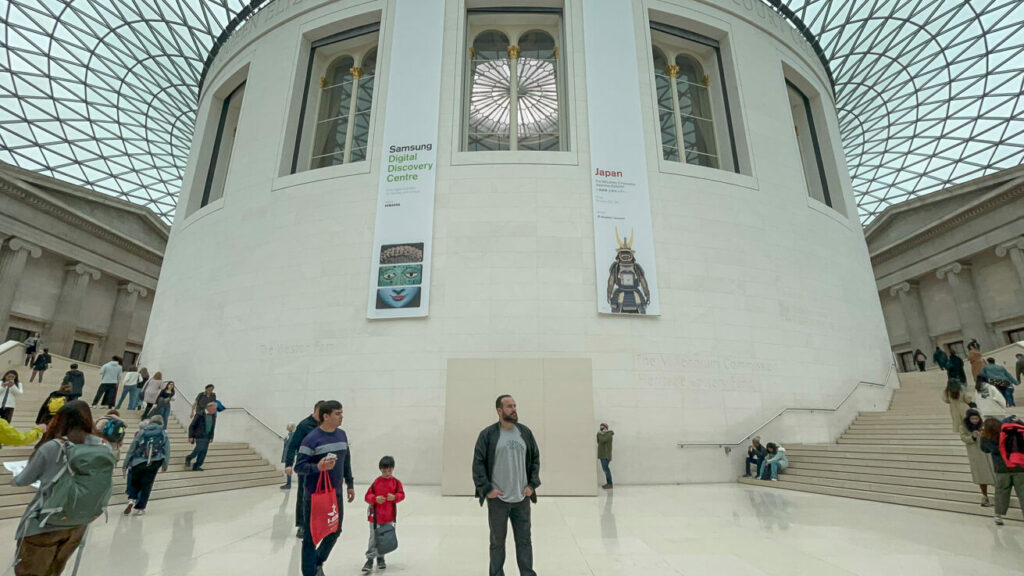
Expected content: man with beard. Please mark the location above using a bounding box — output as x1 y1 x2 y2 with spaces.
472 395 541 576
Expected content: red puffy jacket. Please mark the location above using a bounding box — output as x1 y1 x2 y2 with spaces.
365 476 405 524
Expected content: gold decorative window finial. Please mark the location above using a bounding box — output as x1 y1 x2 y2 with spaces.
350 66 363 79
701 74 710 87
553 46 559 59
666 64 680 78
320 76 326 89
507 45 520 60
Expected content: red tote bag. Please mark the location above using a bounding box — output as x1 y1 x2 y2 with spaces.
310 469 340 546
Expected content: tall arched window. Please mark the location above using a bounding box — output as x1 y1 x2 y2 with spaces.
650 23 738 172
292 26 380 173
464 12 565 152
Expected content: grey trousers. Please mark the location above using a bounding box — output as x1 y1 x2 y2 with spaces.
994 471 1024 516
366 521 394 559
487 498 536 576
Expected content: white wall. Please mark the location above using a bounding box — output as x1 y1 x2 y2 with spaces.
142 0 897 485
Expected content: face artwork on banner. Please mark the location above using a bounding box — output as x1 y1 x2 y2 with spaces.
584 2 660 315
366 0 444 319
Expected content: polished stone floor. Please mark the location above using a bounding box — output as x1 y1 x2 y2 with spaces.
0 484 1021 575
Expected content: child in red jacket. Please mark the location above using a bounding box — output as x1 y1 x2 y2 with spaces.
362 455 405 573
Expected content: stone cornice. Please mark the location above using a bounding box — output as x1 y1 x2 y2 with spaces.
0 177 164 265
869 181 1024 264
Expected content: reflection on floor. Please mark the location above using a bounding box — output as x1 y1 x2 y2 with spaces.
0 484 1020 575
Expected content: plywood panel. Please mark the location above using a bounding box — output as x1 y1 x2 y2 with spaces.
441 358 597 496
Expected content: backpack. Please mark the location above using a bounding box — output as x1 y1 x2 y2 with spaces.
1000 422 1024 468
100 418 127 445
46 395 67 415
34 441 116 528
131 427 166 466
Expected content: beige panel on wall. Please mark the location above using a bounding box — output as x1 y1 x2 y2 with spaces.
441 358 597 497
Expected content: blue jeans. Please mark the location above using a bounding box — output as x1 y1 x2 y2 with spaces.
1003 386 1016 407
160 405 171 429
187 438 210 469
745 455 764 476
599 458 612 486
759 461 784 480
116 386 140 410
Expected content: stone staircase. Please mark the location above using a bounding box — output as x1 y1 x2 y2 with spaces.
0 343 282 520
740 369 1022 521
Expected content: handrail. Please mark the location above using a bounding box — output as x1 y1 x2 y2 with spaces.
171 383 284 440
677 363 896 448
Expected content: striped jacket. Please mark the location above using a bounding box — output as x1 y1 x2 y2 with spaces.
295 427 354 496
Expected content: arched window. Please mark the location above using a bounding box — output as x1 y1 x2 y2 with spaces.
292 26 380 173
464 12 565 152
650 23 739 172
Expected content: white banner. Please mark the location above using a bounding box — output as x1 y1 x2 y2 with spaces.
366 0 445 319
582 1 660 315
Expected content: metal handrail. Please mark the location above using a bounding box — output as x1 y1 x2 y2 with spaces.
677 363 896 448
171 383 285 440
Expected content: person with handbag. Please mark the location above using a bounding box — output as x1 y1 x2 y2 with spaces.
294 400 355 576
362 456 404 573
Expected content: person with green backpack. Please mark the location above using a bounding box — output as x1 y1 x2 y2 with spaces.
121 415 171 516
11 400 116 576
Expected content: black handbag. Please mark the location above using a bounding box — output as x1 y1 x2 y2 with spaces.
373 500 398 555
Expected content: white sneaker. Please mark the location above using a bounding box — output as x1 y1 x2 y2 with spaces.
994 515 1004 526
132 509 146 516
981 496 992 507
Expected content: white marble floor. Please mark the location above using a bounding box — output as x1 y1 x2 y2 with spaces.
0 484 1021 575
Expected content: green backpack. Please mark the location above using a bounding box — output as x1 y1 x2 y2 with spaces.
35 441 116 528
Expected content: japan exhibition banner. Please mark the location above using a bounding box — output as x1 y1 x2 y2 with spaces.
582 1 660 315
366 0 444 319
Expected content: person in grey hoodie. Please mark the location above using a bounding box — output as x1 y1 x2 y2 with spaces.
122 415 171 516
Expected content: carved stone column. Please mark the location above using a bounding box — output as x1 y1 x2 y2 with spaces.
889 281 933 364
936 262 993 351
0 238 42 337
995 238 1024 291
100 282 148 362
47 263 101 356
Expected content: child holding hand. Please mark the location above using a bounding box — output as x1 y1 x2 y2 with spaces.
362 456 405 573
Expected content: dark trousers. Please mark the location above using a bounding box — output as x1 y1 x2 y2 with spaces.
130 460 163 509
141 403 155 418
300 492 344 576
487 498 536 576
600 458 613 485
0 407 12 423
187 438 211 469
294 474 306 528
745 455 764 476
92 383 116 407
916 361 926 371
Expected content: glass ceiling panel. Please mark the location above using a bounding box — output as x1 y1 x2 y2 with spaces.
1 0 1022 223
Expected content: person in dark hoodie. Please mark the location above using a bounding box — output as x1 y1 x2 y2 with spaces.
35 382 73 425
933 346 949 371
185 402 217 471
61 363 86 401
284 400 324 539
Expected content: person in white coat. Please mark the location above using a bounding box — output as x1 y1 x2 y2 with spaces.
0 369 24 423
116 366 144 410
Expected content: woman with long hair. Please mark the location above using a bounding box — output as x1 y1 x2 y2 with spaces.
959 408 994 507
1 369 24 422
913 349 927 372
12 401 108 575
155 381 176 430
980 417 1024 526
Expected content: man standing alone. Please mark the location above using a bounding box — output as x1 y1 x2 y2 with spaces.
285 400 324 539
295 400 355 576
186 402 218 471
473 395 541 576
597 423 614 489
93 356 122 408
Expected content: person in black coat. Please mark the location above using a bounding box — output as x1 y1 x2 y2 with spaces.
35 382 73 425
61 364 86 401
472 395 541 576
284 400 324 539
185 402 218 471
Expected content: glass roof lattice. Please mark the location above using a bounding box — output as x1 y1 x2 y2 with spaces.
1 0 1023 223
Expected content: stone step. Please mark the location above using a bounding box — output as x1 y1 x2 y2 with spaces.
0 443 251 462
840 433 961 440
738 477 1023 522
790 455 970 473
836 438 962 446
854 414 950 422
784 466 983 493
789 443 966 456
788 460 973 482
786 448 966 466
844 426 957 434
761 473 1021 508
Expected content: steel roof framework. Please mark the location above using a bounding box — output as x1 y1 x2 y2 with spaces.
1 0 1022 223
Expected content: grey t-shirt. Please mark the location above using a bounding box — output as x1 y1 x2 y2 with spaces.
492 426 528 503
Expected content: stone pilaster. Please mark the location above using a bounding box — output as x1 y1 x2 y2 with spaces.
995 238 1024 291
936 262 993 351
47 263 101 356
99 282 147 362
889 281 934 364
0 238 42 337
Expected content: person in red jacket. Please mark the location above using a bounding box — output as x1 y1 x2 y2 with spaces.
361 456 404 573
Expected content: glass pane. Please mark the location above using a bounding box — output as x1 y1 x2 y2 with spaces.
675 54 718 168
653 55 678 162
517 51 559 151
311 55 355 169
469 59 512 151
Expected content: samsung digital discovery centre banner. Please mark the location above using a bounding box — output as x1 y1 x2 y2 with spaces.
367 0 444 319
583 0 660 316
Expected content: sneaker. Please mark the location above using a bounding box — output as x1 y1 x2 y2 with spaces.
601 484 611 489
123 500 135 516
185 455 193 467
981 496 992 507
770 478 778 482
376 557 386 570
192 467 204 472
132 509 146 516
994 515 1004 526
280 483 291 490
362 559 374 573
742 473 752 478
296 528 304 539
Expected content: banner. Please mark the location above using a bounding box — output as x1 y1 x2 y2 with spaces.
582 1 660 315
367 0 444 319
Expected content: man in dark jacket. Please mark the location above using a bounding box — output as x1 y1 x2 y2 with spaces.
933 346 949 371
185 402 218 471
472 395 541 576
284 400 323 539
61 364 86 401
